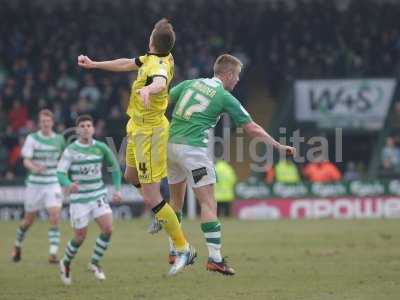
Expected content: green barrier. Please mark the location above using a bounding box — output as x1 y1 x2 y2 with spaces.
235 179 400 199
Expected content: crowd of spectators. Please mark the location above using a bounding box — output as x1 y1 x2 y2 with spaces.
264 155 344 184
1 0 399 180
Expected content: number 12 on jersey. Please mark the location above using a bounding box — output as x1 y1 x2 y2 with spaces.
175 89 210 120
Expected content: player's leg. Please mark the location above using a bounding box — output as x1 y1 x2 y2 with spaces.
142 182 196 276
59 203 90 285
47 207 61 263
59 226 87 285
12 186 41 262
148 178 171 234
182 145 234 275
89 198 113 280
193 184 235 276
142 182 187 252
167 180 187 264
126 132 163 234
12 211 36 262
45 186 63 263
124 165 141 190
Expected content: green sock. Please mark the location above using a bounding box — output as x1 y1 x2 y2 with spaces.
15 226 28 247
201 221 222 262
48 227 60 255
90 233 111 265
63 239 81 266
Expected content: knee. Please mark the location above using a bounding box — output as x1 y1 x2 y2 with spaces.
124 172 140 187
75 230 87 244
123 170 132 183
48 214 60 226
23 216 35 228
102 227 112 237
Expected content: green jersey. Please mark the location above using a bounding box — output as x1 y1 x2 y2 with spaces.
57 140 121 204
21 131 66 186
169 77 252 147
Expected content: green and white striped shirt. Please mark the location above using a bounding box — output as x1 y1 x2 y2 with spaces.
57 140 121 204
21 131 66 187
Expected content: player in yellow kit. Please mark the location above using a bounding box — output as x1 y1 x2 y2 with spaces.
77 18 195 276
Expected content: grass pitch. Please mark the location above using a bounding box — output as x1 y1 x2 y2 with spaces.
1 219 400 300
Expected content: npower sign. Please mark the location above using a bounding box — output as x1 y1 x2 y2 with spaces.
295 79 396 130
233 197 400 220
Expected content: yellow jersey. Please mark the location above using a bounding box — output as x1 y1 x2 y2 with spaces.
127 52 174 127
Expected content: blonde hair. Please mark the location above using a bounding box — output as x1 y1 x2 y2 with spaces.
213 54 243 76
38 109 54 120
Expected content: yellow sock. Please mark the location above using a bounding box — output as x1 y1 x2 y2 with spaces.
154 202 187 252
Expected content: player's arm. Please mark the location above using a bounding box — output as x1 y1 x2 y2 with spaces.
138 76 167 108
77 55 140 72
100 143 122 202
243 122 294 155
223 93 295 155
21 135 46 174
57 149 79 193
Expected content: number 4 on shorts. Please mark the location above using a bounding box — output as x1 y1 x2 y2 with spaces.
139 162 147 174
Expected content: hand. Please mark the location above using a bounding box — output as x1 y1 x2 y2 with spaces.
137 87 151 108
112 191 123 203
69 182 80 193
35 165 47 174
280 145 296 156
77 55 96 69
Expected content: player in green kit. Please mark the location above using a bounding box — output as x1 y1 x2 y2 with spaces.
11 109 65 264
158 54 295 275
57 115 122 285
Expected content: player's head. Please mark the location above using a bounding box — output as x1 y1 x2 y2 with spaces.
75 114 95 141
149 18 175 54
213 54 243 91
38 109 54 134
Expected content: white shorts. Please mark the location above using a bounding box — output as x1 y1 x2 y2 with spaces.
24 185 63 213
69 196 112 229
167 143 216 188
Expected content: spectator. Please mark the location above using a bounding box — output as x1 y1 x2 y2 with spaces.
303 155 342 183
343 161 360 181
215 160 237 217
381 136 400 171
8 100 28 133
274 157 301 184
8 136 25 176
264 162 275 184
78 74 101 111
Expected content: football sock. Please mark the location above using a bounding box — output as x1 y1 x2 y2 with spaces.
15 225 28 248
201 221 222 262
63 239 81 266
169 211 183 253
48 227 60 255
90 233 111 265
153 200 188 252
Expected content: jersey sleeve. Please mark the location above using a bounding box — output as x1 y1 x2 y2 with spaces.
21 135 35 159
99 142 122 191
57 148 73 173
222 92 252 127
57 148 73 186
133 54 147 67
169 80 192 104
